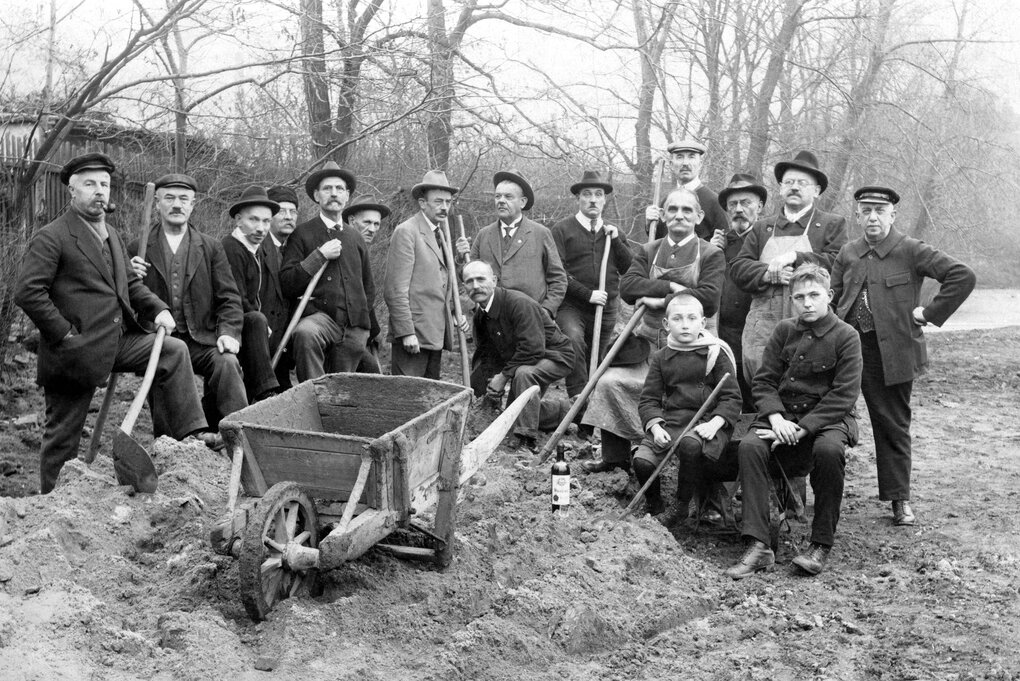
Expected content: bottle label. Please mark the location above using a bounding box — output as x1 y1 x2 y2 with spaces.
551 475 570 506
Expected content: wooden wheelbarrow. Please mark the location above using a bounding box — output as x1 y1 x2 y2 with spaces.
209 373 537 620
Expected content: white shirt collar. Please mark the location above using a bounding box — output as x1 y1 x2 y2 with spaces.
421 212 440 232
500 216 523 234
482 294 495 313
783 204 813 224
231 227 260 256
666 233 697 250
575 211 602 231
320 212 341 230
270 233 284 248
681 177 703 191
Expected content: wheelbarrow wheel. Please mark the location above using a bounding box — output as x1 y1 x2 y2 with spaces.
239 481 319 620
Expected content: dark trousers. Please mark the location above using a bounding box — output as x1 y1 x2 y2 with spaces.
268 329 294 392
390 342 444 380
240 311 280 400
634 426 736 508
471 358 572 438
558 298 619 397
153 333 248 435
737 421 853 547
859 331 914 501
40 333 206 494
719 323 753 412
291 311 370 382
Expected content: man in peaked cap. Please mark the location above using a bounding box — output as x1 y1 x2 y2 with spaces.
15 153 207 493
343 194 391 373
711 173 768 410
279 162 375 381
729 149 848 385
646 139 728 242
221 186 283 401
129 172 247 441
384 170 465 379
550 170 633 400
454 169 567 318
830 185 975 527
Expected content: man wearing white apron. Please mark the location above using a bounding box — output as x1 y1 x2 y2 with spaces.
730 150 848 387
581 188 725 474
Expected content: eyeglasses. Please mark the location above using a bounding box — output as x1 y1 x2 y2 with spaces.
781 179 817 188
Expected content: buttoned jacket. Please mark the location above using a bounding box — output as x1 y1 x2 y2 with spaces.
550 216 633 307
638 346 742 431
16 211 167 388
471 287 574 378
830 228 975 385
470 217 567 317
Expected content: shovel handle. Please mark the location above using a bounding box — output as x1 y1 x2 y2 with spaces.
271 261 327 369
440 218 471 387
589 236 613 376
136 182 156 261
647 158 665 244
121 326 166 435
84 373 119 463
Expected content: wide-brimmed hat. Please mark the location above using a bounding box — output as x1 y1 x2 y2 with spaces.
411 170 459 200
267 185 299 206
60 152 115 185
154 173 199 193
773 150 828 193
666 139 707 155
305 161 357 199
229 186 280 218
342 194 391 222
853 185 900 205
492 169 535 211
717 173 768 208
570 170 613 196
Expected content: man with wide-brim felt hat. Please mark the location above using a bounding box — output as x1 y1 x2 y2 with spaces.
127 172 247 443
729 149 848 385
280 161 375 381
646 138 728 242
384 170 464 379
454 169 567 319
711 172 768 411
830 184 975 529
14 153 208 493
343 195 391 245
221 186 285 402
550 170 633 402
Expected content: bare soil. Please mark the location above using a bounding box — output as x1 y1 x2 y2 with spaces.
0 326 1018 680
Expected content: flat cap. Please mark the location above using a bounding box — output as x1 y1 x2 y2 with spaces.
666 139 707 155
60 152 115 185
853 185 900 205
154 173 199 192
267 185 299 206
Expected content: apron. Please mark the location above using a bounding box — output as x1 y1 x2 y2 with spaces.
740 211 815 384
636 235 716 343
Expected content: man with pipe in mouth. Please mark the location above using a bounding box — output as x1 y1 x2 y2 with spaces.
16 153 207 493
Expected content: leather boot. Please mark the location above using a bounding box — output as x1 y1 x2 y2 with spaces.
792 542 831 575
892 500 915 526
724 540 775 579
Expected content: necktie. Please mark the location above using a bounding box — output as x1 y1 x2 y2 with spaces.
590 218 598 232
502 228 513 253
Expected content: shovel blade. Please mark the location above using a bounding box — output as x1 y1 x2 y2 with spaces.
113 429 158 493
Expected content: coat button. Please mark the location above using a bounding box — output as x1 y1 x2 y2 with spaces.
326 276 332 281
113 317 120 324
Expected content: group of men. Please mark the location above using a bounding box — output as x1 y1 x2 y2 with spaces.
16 143 975 581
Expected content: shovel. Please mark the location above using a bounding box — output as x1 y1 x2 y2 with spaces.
112 326 165 493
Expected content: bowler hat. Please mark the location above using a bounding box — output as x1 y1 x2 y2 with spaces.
154 173 199 193
267 185 299 206
774 150 828 193
569 170 614 196
666 139 707 155
229 186 280 218
717 173 768 208
411 170 459 200
60 152 115 185
493 169 535 211
342 194 391 222
853 185 900 205
305 162 357 200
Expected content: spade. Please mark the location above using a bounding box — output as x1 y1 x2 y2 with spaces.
112 326 165 493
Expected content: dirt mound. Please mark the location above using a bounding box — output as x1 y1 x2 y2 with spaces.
1 329 1019 679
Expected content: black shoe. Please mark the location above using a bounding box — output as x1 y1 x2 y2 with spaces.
892 500 915 526
645 493 666 517
724 540 775 579
510 434 538 453
656 503 687 529
580 459 628 474
792 542 831 575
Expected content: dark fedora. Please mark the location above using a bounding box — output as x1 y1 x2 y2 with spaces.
853 185 900 205
411 170 459 200
305 162 357 200
229 186 280 218
342 194 391 222
774 150 828 193
267 185 299 206
493 169 535 211
717 173 768 208
570 170 614 196
60 152 115 185
154 173 199 192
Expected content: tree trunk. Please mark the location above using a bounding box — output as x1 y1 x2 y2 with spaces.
426 0 455 171
300 0 335 161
